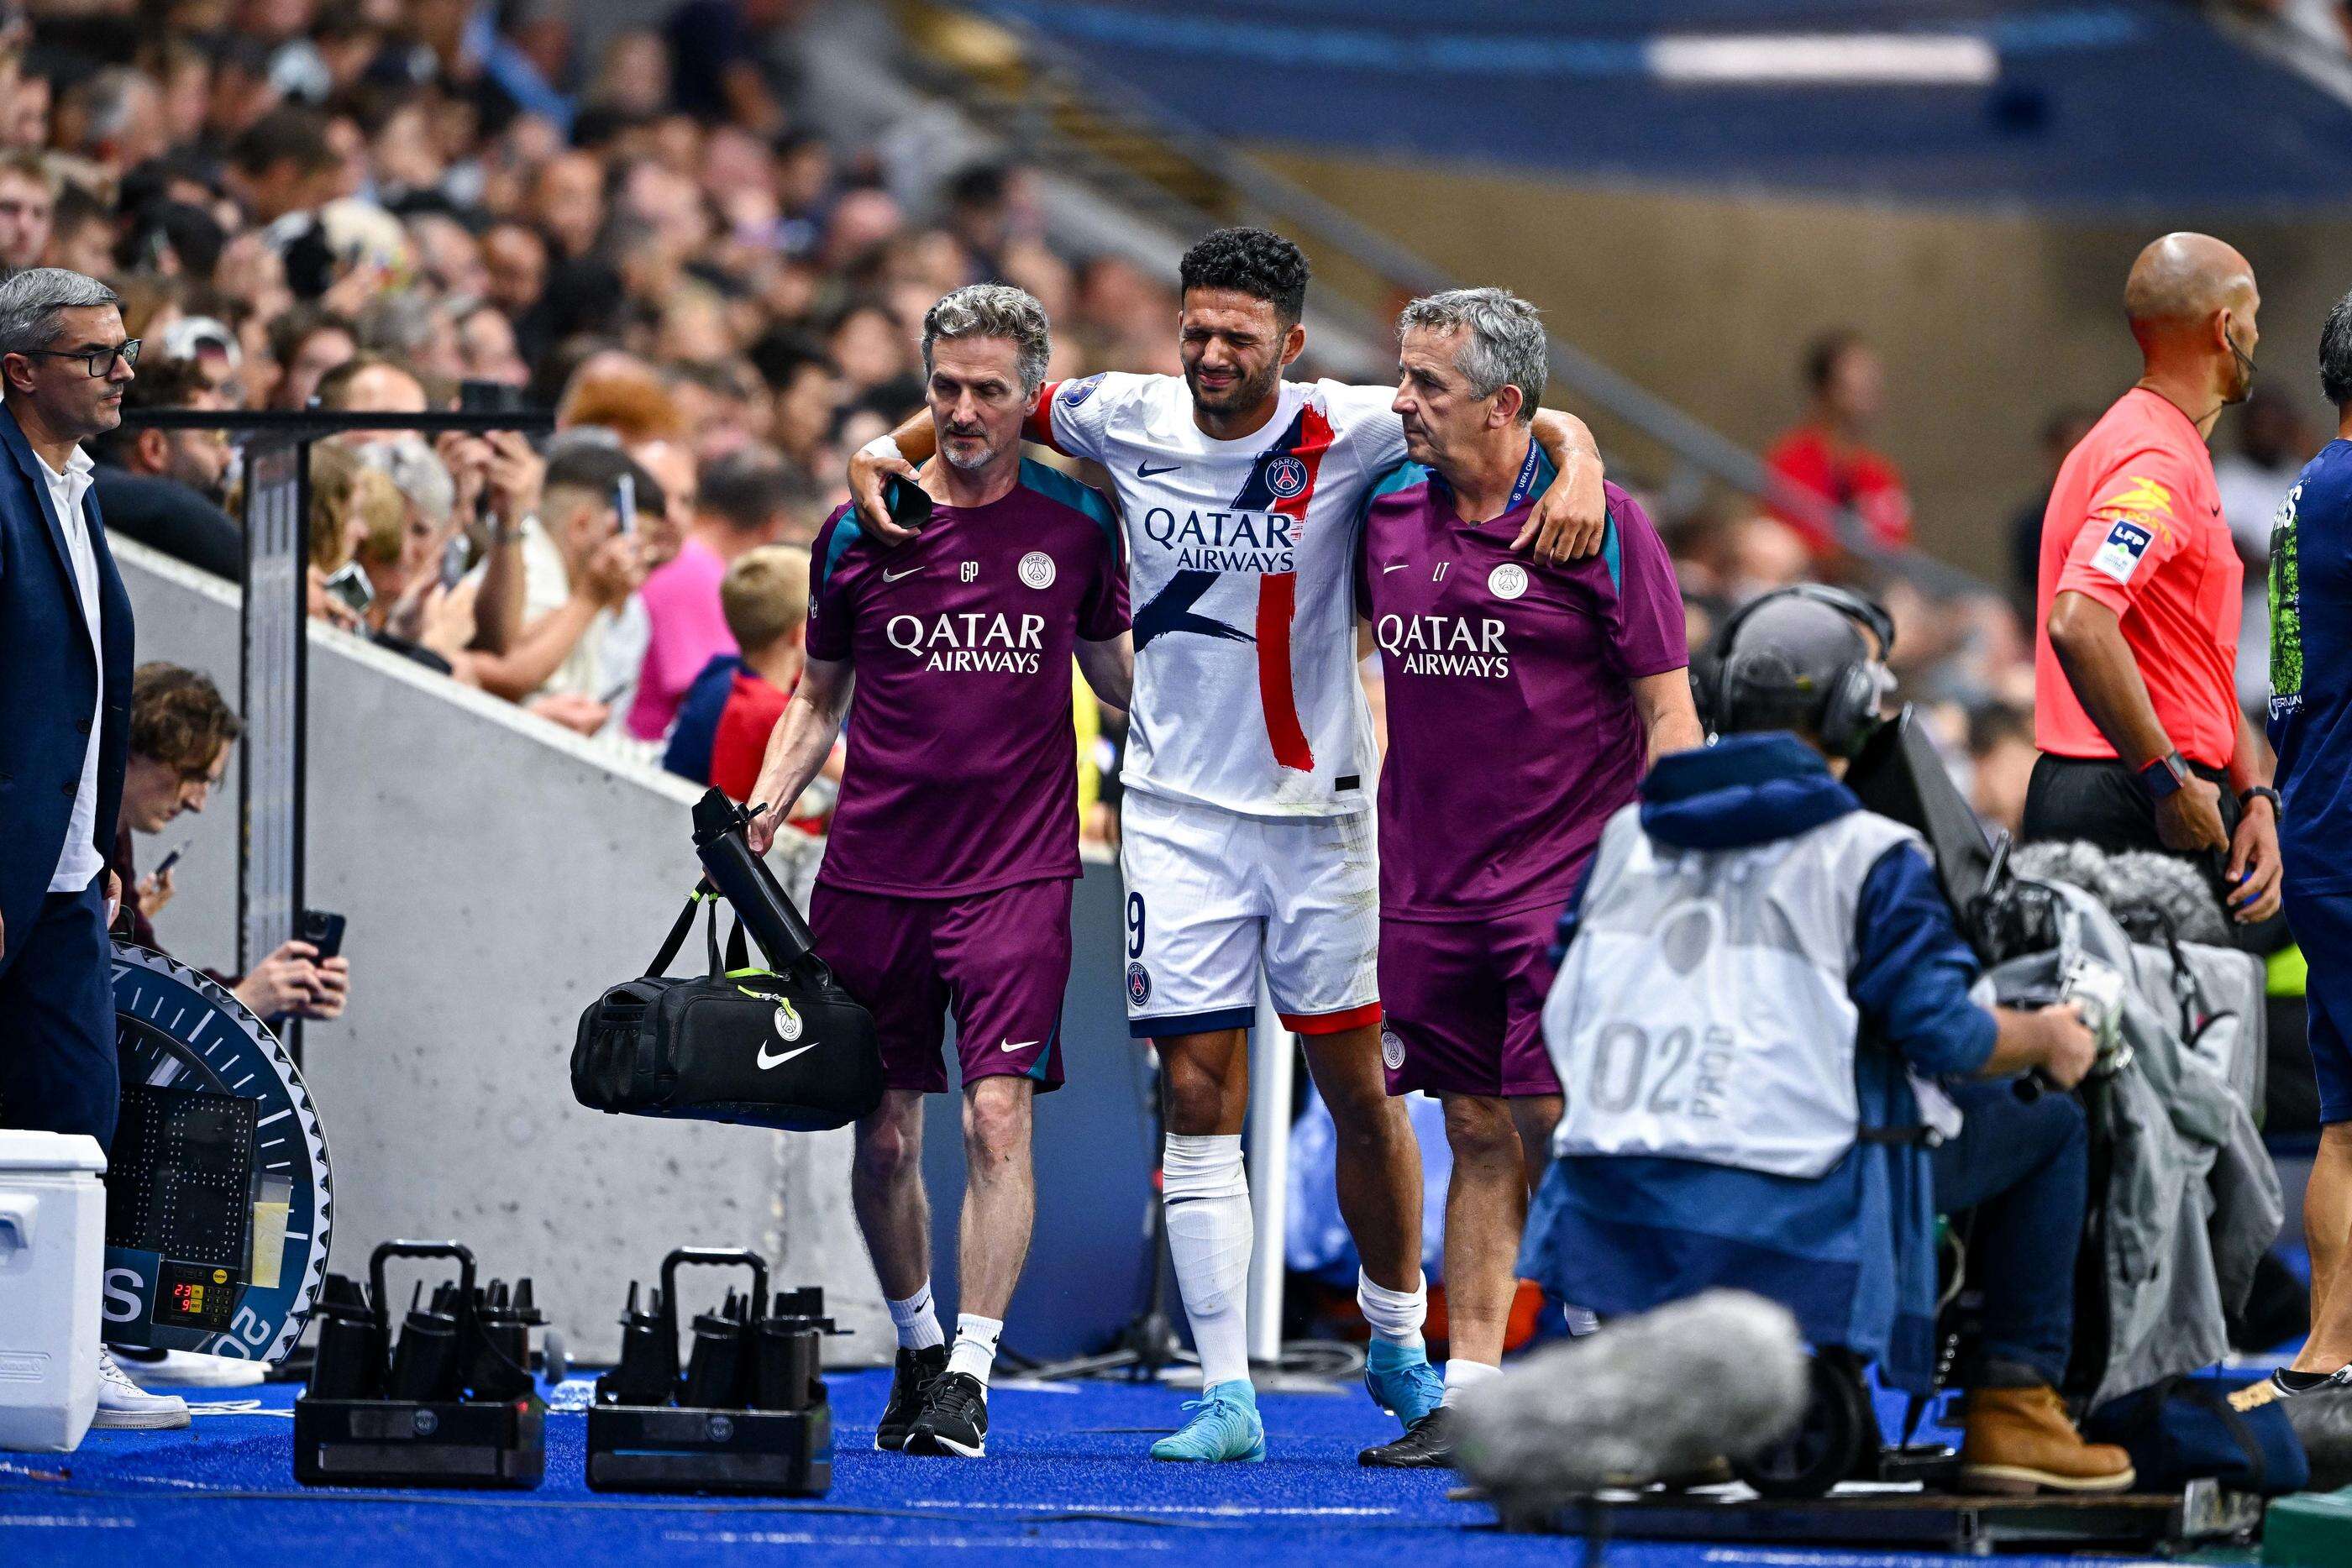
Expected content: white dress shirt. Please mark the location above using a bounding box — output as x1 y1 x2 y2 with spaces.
42 443 106 894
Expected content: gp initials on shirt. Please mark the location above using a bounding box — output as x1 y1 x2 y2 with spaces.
1376 613 1511 679
885 611 1047 674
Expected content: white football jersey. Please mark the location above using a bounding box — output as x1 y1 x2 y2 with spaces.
1032 372 1405 818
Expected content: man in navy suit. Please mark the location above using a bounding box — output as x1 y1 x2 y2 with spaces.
0 267 186 1429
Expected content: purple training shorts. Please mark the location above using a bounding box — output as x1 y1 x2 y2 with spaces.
1377 901 1565 1099
809 877 1072 1095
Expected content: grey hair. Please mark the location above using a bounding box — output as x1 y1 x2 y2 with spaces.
921 284 1051 394
359 434 455 527
0 268 123 358
1398 286 1547 424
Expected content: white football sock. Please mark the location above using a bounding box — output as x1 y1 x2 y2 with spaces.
1163 1132 1252 1391
1439 1357 1503 1409
886 1281 945 1351
946 1314 1003 1389
1356 1267 1428 1350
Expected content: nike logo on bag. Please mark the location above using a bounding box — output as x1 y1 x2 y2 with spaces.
882 566 923 582
757 1042 815 1070
1137 462 1181 478
1000 1039 1039 1053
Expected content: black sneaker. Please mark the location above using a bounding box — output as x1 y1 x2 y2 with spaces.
906 1370 989 1457
875 1345 949 1451
2267 1366 2352 1400
1358 1405 1459 1468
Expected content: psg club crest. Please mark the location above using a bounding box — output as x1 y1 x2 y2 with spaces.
1019 551 1057 590
1488 563 1530 600
1264 455 1310 500
1126 962 1152 1006
1380 1028 1406 1072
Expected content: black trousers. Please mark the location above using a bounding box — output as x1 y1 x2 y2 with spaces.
0 873 118 1146
2021 753 2286 950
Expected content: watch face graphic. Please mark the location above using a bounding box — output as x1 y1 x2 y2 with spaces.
105 941 333 1363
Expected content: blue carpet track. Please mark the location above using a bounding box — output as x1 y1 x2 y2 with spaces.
0 1372 2170 1567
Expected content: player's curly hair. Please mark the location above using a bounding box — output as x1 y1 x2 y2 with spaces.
1179 227 1310 326
130 663 244 774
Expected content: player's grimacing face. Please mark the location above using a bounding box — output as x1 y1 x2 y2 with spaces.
927 335 1028 472
1179 288 1297 416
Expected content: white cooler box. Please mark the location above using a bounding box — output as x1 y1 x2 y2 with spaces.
0 1131 107 1452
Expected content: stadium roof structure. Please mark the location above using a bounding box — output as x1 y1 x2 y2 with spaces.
969 0 2352 213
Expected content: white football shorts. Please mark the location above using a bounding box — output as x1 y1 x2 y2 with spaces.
1117 788 1381 1038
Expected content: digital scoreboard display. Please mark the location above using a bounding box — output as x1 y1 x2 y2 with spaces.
155 1260 239 1331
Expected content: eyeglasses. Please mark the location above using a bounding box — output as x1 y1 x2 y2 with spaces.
22 339 141 378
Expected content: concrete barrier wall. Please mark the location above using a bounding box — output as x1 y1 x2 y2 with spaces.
118 543 888 1363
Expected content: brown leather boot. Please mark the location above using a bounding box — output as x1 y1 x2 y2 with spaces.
1957 1386 2136 1495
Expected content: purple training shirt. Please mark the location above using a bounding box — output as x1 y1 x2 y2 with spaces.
1360 458 1688 920
807 459 1128 899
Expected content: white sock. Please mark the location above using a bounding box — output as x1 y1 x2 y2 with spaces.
1357 1267 1428 1351
1439 1359 1503 1409
886 1282 945 1351
946 1314 1003 1389
1163 1132 1252 1390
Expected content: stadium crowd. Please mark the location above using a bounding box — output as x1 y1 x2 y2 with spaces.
0 0 2324 870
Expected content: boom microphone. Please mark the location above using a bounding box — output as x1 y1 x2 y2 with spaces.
1452 1290 1809 1521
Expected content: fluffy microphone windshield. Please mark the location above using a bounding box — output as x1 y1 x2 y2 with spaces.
1453 1290 1809 1518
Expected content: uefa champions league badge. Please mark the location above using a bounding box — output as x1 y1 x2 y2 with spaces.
1126 962 1152 1005
1265 455 1310 500
1488 563 1529 600
1381 1028 1405 1071
1063 375 1104 406
1019 551 1056 590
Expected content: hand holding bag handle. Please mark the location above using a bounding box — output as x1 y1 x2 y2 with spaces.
691 789 818 970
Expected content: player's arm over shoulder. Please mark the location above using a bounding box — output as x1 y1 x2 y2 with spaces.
1026 370 1158 459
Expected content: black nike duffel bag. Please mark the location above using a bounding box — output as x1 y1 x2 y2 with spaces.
570 793 884 1131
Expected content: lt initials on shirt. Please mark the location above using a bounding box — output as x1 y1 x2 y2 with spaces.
1431 562 1451 583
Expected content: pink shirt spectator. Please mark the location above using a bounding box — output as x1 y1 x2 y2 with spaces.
627 536 737 740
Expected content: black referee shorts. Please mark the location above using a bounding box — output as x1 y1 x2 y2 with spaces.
2020 753 2286 950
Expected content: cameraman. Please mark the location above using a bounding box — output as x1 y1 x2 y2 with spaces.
1527 589 2131 1494
109 662 348 1024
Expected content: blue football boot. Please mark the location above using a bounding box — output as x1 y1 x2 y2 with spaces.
1364 1339 1444 1428
1149 1379 1266 1462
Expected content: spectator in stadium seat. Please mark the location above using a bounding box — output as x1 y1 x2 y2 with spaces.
223 107 340 226
0 149 54 273
455 302 531 388
314 354 428 434
629 442 793 741
47 185 114 280
465 440 655 733
266 305 356 411
88 355 239 579
665 543 814 799
756 331 845 472
1764 328 1914 560
110 662 350 1026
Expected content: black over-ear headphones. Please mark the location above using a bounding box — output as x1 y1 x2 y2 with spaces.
1702 583 1896 758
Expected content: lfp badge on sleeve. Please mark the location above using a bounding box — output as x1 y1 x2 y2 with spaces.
103 941 334 1363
